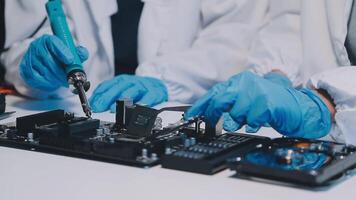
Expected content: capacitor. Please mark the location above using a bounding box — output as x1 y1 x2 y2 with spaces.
153 117 163 130
96 128 104 136
190 137 196 146
103 128 110 135
142 148 148 158
151 153 158 161
184 138 191 147
165 147 172 155
27 132 34 142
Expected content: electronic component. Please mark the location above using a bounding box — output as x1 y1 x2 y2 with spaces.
0 99 270 174
228 138 356 186
0 100 212 167
161 133 270 174
0 93 4 114
46 0 92 117
0 94 15 121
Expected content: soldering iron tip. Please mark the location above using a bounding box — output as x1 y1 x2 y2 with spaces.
86 110 92 118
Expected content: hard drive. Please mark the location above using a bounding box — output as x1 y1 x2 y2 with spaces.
228 138 356 186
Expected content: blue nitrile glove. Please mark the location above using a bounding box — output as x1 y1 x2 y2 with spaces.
20 34 89 91
263 71 293 88
224 71 293 133
185 71 332 139
89 75 168 113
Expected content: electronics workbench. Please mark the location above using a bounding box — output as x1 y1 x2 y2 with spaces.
0 95 356 200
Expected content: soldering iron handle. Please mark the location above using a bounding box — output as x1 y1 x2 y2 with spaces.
45 0 84 75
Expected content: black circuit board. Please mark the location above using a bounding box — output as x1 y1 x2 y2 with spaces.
0 110 268 171
161 133 270 174
0 106 269 173
0 110 189 167
1 103 356 187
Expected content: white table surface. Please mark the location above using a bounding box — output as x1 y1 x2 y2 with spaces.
0 95 355 200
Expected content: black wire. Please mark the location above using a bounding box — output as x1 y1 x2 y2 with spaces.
29 17 48 38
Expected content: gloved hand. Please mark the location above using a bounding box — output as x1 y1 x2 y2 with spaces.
263 71 293 88
20 34 89 91
89 75 168 113
185 71 332 139
224 71 293 132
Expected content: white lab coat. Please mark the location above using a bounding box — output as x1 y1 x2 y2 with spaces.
0 0 267 103
248 0 356 145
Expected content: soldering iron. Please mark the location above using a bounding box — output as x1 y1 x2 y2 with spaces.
45 0 92 118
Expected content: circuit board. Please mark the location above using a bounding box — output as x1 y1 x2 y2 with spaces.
1 99 356 187
161 133 269 174
0 100 268 170
0 100 192 167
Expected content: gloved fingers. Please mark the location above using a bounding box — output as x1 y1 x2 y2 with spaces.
90 82 134 112
263 122 271 127
108 89 146 112
37 50 68 87
228 94 253 129
184 92 216 120
210 81 231 94
245 122 271 133
91 80 116 99
110 103 117 113
21 60 60 91
136 91 166 107
264 72 292 88
245 124 272 133
245 97 272 131
245 125 261 133
19 53 36 81
205 92 238 125
43 35 75 65
222 113 241 132
119 85 146 103
91 75 131 97
76 46 89 63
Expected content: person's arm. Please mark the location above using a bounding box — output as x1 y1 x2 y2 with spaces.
136 0 268 103
247 1 303 86
314 89 336 120
0 1 77 99
307 67 356 145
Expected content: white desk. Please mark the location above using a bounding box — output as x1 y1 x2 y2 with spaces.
0 95 355 200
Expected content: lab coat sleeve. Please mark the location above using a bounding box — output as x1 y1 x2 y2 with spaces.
0 0 72 99
307 67 356 146
136 0 268 103
247 0 303 86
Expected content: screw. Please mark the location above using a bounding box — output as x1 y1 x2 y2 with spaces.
103 128 110 135
96 128 104 136
151 153 158 160
165 147 172 155
142 149 148 158
184 138 191 147
190 137 196 146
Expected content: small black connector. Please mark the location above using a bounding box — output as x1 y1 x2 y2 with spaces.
0 93 5 114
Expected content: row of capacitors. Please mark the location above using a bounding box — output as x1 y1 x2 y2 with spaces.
169 134 253 160
94 127 115 143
